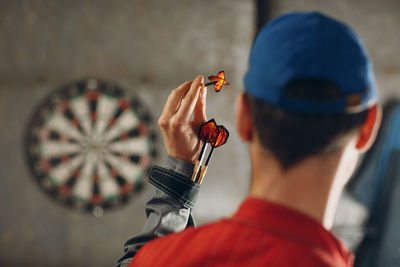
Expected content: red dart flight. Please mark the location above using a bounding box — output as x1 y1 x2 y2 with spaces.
208 71 230 92
199 119 219 144
211 125 229 148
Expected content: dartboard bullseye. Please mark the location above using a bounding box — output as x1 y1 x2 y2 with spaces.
25 78 157 215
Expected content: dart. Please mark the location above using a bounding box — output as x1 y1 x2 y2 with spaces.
191 119 220 181
201 71 230 92
196 125 229 184
203 81 218 87
191 71 230 183
190 142 207 182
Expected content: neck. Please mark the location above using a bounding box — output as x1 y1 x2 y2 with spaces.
249 146 348 229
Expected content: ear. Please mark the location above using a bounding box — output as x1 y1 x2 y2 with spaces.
355 104 382 152
236 93 253 142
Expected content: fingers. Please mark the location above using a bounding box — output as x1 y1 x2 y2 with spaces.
192 85 207 127
163 81 192 117
159 81 192 128
157 75 207 163
175 75 204 122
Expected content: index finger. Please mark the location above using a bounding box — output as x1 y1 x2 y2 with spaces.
175 75 204 122
161 80 192 119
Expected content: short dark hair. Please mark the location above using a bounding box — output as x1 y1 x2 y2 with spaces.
247 78 368 170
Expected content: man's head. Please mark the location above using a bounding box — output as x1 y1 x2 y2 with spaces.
237 12 380 171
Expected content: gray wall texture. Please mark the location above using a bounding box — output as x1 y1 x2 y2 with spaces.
0 0 399 266
0 1 253 266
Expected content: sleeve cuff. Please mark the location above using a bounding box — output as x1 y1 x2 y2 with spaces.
148 166 200 209
166 155 195 178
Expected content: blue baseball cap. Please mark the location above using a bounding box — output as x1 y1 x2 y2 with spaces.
244 11 378 113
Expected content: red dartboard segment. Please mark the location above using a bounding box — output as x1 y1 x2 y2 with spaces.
118 99 130 110
108 117 117 127
110 168 118 178
120 132 129 140
41 159 51 172
72 169 80 178
59 185 72 197
71 118 80 127
91 111 96 121
60 155 70 162
139 155 150 169
91 194 103 205
25 78 157 215
139 122 148 136
85 91 99 101
56 100 69 112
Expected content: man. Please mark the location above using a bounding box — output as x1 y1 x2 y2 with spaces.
117 11 381 266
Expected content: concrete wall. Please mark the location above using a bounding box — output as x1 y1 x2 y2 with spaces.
1 0 399 266
0 1 254 266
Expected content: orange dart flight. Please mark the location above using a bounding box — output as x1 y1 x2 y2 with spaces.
199 119 219 144
208 71 230 92
195 120 230 184
211 125 229 148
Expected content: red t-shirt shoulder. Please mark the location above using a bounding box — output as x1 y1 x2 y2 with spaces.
131 197 354 267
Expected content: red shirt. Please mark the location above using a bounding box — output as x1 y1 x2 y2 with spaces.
130 197 354 267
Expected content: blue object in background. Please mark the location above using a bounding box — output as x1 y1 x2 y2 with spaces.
348 101 400 266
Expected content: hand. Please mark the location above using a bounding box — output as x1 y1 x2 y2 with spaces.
158 75 207 163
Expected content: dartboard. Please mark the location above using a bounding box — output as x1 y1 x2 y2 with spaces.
25 78 157 215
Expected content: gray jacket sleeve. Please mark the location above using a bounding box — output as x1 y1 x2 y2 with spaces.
116 157 199 267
